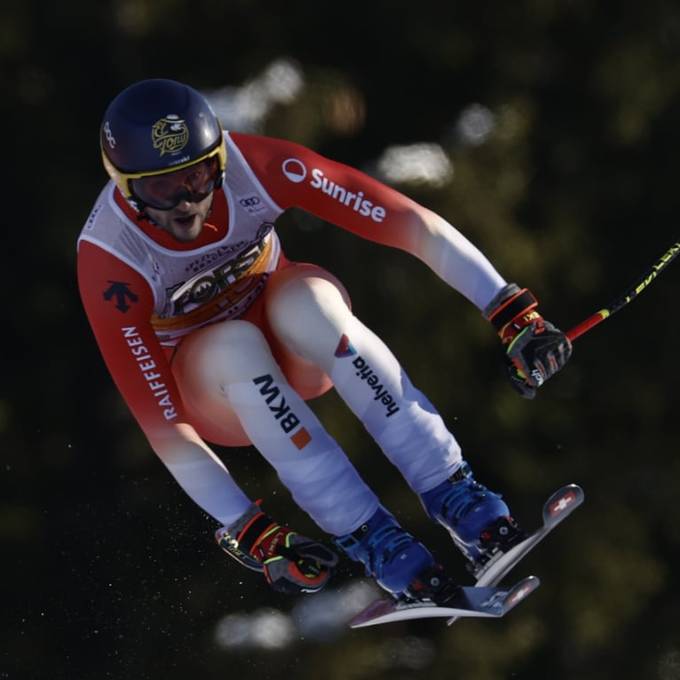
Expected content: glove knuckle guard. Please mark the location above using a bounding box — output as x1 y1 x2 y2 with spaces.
218 503 337 595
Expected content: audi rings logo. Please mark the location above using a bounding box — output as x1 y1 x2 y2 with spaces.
282 158 307 183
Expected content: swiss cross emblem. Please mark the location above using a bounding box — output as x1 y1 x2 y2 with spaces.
549 492 576 517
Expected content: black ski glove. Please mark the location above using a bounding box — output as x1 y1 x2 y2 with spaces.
484 283 572 399
216 503 338 594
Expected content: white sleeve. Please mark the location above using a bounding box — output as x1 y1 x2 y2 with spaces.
410 210 507 311
151 424 252 527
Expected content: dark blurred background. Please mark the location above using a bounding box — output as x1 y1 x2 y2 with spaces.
3 1 680 679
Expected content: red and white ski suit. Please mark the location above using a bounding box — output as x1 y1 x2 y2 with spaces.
78 132 506 534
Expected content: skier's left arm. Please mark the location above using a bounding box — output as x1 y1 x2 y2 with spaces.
233 133 571 397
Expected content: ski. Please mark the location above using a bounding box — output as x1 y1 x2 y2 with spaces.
447 483 584 625
349 574 540 628
348 484 583 629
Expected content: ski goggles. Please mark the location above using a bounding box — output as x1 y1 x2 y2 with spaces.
130 155 222 210
104 141 227 210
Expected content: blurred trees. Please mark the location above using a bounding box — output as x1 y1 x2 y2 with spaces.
2 1 679 679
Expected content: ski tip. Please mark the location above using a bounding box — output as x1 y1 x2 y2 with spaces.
502 575 541 613
543 484 585 525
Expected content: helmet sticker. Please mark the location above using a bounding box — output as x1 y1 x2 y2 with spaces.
103 121 117 149
151 114 190 156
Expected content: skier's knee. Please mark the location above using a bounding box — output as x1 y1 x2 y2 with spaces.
188 319 273 384
267 272 352 357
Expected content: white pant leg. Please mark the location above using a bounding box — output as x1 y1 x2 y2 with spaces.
266 274 463 494
175 319 379 535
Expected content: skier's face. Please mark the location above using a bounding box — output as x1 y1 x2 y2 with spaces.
145 191 215 242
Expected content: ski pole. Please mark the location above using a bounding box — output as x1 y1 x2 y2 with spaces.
566 241 680 342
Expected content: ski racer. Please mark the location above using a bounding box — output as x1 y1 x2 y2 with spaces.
77 79 572 600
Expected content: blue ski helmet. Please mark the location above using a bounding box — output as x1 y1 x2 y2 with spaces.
100 79 227 209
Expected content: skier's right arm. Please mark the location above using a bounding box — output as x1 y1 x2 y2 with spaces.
77 241 337 592
77 239 252 527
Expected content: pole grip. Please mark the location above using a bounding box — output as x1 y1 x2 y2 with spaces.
566 310 609 342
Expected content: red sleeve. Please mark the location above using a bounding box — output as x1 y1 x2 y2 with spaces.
77 240 187 442
231 132 425 254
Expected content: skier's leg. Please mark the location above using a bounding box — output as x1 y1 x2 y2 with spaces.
173 318 376 535
264 264 462 493
173 318 438 593
265 265 519 564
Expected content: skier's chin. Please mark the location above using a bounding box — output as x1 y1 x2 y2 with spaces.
146 193 214 242
169 214 205 241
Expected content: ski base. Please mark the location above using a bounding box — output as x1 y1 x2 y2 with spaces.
349 575 539 628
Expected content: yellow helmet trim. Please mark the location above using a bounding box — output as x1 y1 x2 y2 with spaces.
101 138 228 200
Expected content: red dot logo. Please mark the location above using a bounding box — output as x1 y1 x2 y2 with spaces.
282 158 307 183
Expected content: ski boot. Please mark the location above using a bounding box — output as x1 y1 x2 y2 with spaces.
420 462 526 575
334 506 453 600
